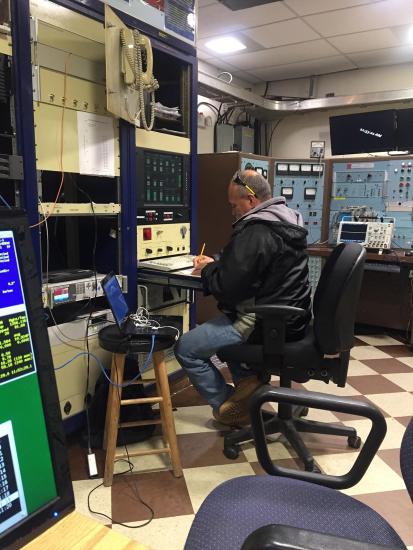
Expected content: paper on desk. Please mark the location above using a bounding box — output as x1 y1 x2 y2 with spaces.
77 112 115 177
173 267 201 277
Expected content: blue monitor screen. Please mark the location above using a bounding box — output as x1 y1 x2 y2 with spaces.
0 231 58 538
102 274 129 327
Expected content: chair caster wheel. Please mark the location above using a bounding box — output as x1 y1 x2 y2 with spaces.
300 407 309 417
224 445 240 460
348 435 361 449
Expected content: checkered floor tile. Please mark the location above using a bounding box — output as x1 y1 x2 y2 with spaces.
68 334 413 550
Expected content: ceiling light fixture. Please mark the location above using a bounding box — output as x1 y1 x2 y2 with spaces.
205 36 247 54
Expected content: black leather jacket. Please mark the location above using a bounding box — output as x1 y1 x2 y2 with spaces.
201 206 311 341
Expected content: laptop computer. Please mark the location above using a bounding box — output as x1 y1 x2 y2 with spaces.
101 273 180 338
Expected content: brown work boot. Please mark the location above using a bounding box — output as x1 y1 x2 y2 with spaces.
212 375 263 427
212 404 250 427
220 375 263 411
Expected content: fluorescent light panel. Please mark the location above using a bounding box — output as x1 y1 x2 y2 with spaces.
205 36 246 54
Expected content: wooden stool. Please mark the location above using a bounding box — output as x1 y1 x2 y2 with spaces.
98 325 183 486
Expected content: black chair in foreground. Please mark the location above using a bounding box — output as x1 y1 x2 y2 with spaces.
185 386 412 550
217 242 366 471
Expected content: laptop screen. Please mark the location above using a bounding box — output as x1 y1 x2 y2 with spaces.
101 274 129 327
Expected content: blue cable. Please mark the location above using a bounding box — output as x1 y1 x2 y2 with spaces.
54 334 156 388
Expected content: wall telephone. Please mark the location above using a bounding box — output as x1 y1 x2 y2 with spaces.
120 27 159 130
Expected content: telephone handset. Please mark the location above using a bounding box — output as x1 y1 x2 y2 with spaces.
120 27 159 130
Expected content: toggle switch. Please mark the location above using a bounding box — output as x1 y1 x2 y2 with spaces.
143 228 152 240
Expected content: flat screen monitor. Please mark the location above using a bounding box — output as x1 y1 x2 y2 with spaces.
0 210 74 549
329 110 396 155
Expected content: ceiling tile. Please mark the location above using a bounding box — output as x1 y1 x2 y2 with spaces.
249 55 356 81
221 40 340 71
348 45 413 68
206 58 242 72
197 1 295 39
284 0 377 16
244 18 320 48
329 28 402 53
196 48 215 60
304 0 413 37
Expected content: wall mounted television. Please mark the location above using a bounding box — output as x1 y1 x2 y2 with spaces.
329 110 397 155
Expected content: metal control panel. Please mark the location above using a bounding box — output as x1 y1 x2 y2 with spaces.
42 274 125 309
101 0 196 46
330 159 413 247
241 156 269 178
137 222 190 260
274 160 325 244
136 148 190 224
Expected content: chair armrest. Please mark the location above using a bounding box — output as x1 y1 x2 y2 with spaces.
250 386 387 490
241 525 403 550
245 305 308 319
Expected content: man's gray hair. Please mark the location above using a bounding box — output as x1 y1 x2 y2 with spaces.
232 169 272 201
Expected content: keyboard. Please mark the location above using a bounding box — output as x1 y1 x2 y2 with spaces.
139 255 195 272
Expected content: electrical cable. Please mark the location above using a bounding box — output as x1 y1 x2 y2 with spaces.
53 339 155 386
266 119 283 156
69 180 99 455
197 101 219 115
87 344 154 527
0 193 11 208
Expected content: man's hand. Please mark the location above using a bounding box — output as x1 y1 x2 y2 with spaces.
192 254 214 275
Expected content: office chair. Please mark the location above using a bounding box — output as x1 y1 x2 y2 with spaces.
217 243 366 471
185 386 412 550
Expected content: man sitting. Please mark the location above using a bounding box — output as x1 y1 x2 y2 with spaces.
175 169 311 426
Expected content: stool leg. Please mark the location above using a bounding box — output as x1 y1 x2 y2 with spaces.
155 373 167 448
153 351 183 478
103 353 125 487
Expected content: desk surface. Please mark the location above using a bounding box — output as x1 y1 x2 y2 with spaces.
22 511 149 550
308 245 413 264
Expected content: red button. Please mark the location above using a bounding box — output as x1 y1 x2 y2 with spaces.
143 228 152 240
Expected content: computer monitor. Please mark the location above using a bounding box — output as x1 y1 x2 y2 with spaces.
329 110 397 155
0 210 74 549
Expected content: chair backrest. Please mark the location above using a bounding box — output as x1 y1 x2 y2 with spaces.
313 243 366 355
400 417 413 502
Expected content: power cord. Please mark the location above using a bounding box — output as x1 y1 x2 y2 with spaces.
129 307 180 341
87 459 154 528
87 341 155 528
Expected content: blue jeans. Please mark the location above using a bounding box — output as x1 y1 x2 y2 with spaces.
174 315 253 409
